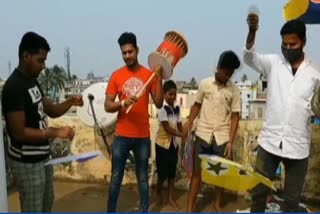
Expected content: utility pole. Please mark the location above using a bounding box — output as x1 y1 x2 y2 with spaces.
8 61 11 77
64 47 71 80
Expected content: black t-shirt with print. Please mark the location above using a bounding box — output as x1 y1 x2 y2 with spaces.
2 69 49 163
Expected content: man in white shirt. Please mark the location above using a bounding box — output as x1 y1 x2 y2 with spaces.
244 14 320 212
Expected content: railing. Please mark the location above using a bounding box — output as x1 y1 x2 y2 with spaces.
0 105 8 212
256 92 267 99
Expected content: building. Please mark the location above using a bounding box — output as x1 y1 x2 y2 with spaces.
236 80 256 120
248 99 266 120
176 93 197 109
149 90 197 119
248 78 267 120
176 80 198 94
236 78 267 120
59 73 107 102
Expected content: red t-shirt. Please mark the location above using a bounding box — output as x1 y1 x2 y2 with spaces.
106 65 158 138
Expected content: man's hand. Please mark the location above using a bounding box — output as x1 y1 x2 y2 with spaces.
124 96 138 107
50 126 75 141
183 120 191 130
247 13 259 32
224 142 232 160
70 95 84 106
182 120 192 137
153 64 163 79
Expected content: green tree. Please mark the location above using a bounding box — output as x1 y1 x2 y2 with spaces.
71 74 78 80
241 74 248 82
52 65 68 101
38 68 54 96
38 65 68 101
189 77 197 89
52 65 68 91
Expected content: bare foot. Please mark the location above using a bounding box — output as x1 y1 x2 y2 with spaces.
168 199 181 211
212 202 222 212
149 194 157 206
157 193 164 206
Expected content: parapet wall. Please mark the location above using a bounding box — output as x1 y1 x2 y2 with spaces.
5 116 320 203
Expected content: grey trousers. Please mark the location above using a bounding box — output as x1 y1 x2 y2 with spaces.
250 147 308 212
9 158 54 212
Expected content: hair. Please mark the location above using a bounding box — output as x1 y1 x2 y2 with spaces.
18 32 50 59
280 19 306 42
163 80 177 93
118 32 137 48
217 50 240 71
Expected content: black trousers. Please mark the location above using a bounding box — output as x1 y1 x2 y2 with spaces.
251 146 308 212
156 142 178 180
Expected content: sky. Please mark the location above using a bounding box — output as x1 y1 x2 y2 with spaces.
1 0 320 82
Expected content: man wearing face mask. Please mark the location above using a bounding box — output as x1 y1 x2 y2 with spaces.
244 15 320 212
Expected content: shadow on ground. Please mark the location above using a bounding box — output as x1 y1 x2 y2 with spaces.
9 181 251 212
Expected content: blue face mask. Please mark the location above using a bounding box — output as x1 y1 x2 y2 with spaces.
281 47 303 64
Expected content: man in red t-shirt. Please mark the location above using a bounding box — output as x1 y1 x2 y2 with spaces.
105 32 164 212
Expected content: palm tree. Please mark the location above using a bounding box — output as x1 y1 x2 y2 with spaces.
38 65 68 101
51 65 68 101
241 74 248 82
38 68 54 96
71 74 78 80
52 65 67 90
189 77 198 89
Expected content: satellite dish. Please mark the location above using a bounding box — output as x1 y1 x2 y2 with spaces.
77 82 117 127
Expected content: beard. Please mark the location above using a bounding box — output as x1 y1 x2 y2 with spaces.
125 59 138 69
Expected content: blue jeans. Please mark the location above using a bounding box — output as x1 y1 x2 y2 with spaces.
107 136 151 212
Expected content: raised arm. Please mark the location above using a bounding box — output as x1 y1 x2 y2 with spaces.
246 13 259 50
150 65 164 108
244 13 272 77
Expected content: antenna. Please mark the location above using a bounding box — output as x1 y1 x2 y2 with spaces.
77 82 116 127
88 93 94 101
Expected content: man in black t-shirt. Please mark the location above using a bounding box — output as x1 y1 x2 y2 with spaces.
2 32 83 212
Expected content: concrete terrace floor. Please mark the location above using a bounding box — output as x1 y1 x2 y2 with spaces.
8 181 250 212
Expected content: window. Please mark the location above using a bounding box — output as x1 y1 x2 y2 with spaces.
262 81 267 91
247 94 250 98
258 107 263 119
